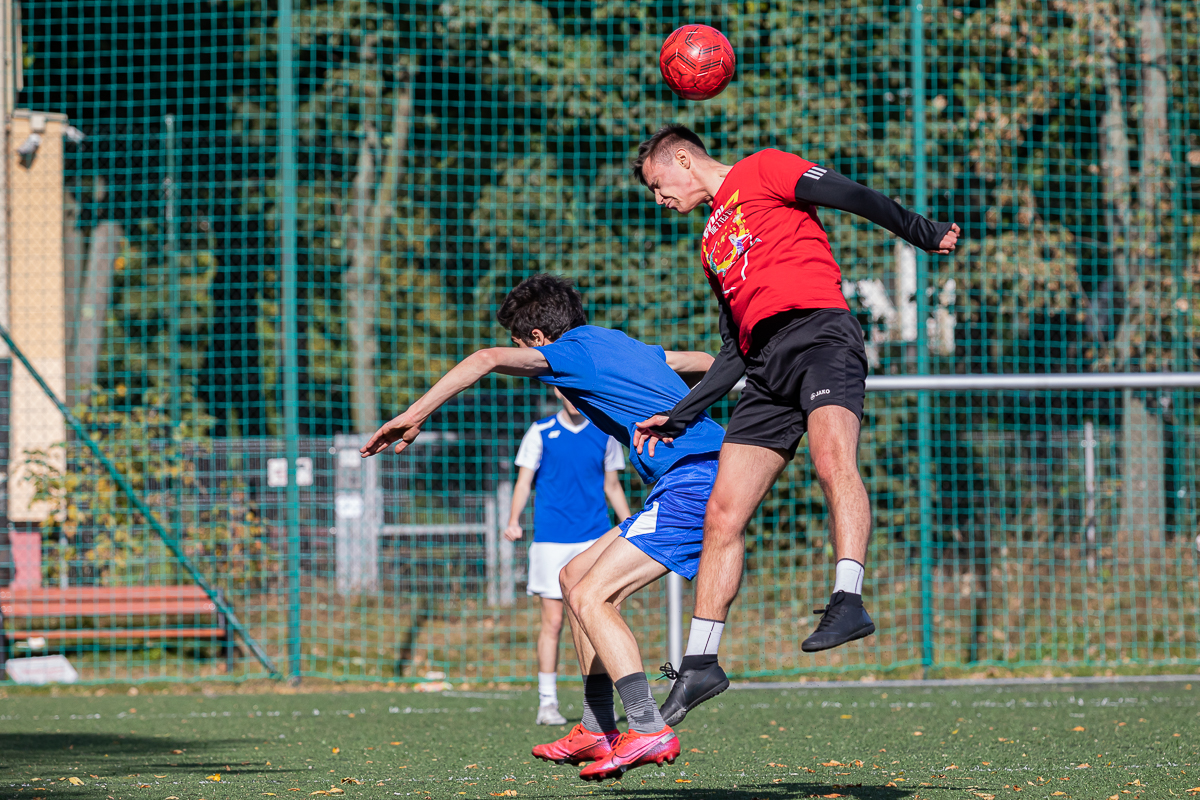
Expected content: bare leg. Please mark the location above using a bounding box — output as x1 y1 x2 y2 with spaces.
567 538 669 680
691 442 789 622
536 597 564 675
559 526 624 676
806 406 870 566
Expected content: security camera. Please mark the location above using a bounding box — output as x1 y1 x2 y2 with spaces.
16 133 41 168
64 125 86 144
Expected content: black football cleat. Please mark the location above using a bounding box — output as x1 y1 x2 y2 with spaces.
658 658 730 726
801 591 876 652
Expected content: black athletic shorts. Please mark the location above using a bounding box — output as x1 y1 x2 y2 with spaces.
724 308 868 458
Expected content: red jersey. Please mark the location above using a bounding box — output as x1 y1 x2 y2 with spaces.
701 149 849 354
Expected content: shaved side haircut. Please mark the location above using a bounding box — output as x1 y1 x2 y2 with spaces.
632 124 709 187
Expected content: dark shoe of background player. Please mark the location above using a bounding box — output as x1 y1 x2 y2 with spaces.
658 656 729 726
801 591 876 652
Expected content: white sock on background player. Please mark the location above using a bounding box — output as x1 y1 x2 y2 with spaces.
833 559 864 596
537 671 558 707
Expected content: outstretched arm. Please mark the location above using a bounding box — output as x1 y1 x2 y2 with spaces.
634 301 746 455
664 349 716 376
794 168 960 254
360 347 551 457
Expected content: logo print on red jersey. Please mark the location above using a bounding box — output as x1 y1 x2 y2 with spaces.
704 190 759 291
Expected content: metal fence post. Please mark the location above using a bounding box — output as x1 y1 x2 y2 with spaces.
911 0 935 676
485 495 499 607
279 0 302 683
497 479 514 607
667 571 683 676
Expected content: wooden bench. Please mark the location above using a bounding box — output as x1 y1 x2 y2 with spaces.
0 585 233 675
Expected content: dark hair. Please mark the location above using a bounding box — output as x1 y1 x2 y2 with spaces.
631 124 709 187
496 274 587 342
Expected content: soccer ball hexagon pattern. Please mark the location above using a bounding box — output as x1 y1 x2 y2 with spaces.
659 25 736 101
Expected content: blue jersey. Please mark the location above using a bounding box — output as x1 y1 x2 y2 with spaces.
535 326 725 484
515 413 624 544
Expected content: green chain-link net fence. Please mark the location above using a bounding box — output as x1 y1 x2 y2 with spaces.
0 0 1197 684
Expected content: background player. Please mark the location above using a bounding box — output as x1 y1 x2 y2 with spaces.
361 274 723 781
505 387 631 725
630 125 960 724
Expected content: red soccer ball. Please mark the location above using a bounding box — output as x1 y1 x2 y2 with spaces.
658 24 736 101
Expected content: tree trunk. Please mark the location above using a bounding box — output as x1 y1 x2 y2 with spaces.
68 220 123 401
1117 0 1170 559
345 71 414 433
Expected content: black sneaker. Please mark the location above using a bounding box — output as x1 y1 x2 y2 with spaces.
801 591 876 652
658 658 729 726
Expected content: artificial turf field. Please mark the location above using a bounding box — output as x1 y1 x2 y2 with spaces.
2 680 1197 799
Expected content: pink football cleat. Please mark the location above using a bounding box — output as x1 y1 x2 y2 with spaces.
532 723 620 765
577 726 681 781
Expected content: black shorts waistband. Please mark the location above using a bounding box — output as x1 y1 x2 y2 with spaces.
749 308 844 353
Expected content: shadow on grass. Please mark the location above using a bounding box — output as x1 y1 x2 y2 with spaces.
590 779 965 799
0 732 297 776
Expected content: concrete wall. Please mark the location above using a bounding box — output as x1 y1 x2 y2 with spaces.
6 110 67 522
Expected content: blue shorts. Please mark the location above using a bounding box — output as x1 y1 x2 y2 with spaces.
618 455 718 579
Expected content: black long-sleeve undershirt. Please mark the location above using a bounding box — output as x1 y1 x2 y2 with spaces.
650 300 745 439
793 167 954 252
647 165 953 438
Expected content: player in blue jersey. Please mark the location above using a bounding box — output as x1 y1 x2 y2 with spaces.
361 274 725 782
506 386 631 726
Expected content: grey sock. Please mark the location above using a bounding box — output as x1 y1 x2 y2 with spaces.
614 672 666 734
580 673 616 733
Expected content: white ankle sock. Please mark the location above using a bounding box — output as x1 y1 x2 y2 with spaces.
834 559 865 595
537 672 558 706
684 617 725 656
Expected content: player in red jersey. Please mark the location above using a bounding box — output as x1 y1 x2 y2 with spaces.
631 125 960 724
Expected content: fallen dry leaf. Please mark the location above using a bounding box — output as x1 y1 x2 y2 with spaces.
389 742 401 746
913 731 923 736
689 748 703 753
68 778 85 786
1072 726 1085 732
1076 764 1091 769
821 795 843 799
137 784 151 789
1051 793 1066 796
331 748 340 754
340 778 363 785
171 750 183 754
489 791 518 797
973 795 995 800
821 761 845 767
311 793 329 797
326 790 344 796
675 779 691 784
263 794 277 797
206 774 222 782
